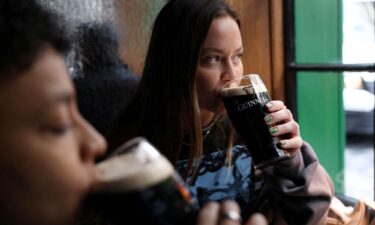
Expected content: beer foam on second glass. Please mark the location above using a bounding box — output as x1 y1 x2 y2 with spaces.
95 138 175 192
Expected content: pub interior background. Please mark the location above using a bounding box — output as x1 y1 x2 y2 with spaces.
40 0 375 200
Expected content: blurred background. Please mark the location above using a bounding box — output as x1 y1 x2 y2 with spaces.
342 0 374 200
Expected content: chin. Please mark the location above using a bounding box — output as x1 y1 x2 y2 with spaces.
217 105 227 116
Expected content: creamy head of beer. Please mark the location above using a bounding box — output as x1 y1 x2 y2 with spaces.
220 74 268 97
220 85 255 97
95 150 174 192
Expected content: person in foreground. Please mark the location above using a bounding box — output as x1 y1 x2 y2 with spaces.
0 0 265 224
0 0 106 224
107 0 334 224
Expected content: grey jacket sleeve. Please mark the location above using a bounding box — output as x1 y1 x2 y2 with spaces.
255 142 334 225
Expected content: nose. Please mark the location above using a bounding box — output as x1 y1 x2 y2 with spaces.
221 60 240 82
78 117 107 163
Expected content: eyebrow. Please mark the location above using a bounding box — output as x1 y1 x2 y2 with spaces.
35 91 74 118
201 46 244 54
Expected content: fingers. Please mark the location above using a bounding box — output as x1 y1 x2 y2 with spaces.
264 102 292 123
197 200 243 225
277 136 303 152
268 120 299 137
269 120 303 151
197 202 220 225
264 100 286 113
264 100 303 151
219 200 242 225
245 213 268 225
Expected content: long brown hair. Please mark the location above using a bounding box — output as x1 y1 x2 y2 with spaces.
107 0 240 178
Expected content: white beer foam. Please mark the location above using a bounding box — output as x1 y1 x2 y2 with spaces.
95 148 174 192
220 74 268 97
220 85 255 97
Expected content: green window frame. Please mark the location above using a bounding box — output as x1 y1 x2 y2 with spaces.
283 0 375 193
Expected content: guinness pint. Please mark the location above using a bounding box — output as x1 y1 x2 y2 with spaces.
220 74 288 167
81 137 198 225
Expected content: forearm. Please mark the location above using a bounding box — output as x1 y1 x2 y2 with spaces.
256 142 334 225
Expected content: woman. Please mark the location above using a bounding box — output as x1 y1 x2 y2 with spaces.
0 0 264 224
0 1 106 224
108 0 333 224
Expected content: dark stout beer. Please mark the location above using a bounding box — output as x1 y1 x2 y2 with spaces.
82 138 198 225
220 75 287 167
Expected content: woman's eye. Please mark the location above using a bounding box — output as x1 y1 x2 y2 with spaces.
204 55 220 64
42 124 72 136
232 53 243 64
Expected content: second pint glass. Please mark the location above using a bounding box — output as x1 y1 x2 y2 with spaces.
82 137 198 225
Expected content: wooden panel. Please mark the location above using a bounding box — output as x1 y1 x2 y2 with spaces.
270 0 285 101
228 0 273 96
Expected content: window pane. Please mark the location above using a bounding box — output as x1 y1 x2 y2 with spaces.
343 71 374 199
343 0 375 64
343 0 375 200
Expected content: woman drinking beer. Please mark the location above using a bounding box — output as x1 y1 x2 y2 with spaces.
0 0 267 224
107 0 334 224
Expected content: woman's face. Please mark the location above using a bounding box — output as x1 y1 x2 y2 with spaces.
196 15 243 118
0 47 106 225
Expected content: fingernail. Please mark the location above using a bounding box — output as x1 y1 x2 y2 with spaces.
266 102 273 109
264 115 273 124
280 140 287 146
269 127 278 135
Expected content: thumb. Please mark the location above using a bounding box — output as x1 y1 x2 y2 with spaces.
245 213 268 225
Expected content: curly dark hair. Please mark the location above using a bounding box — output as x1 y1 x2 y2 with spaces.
76 22 122 73
0 0 70 80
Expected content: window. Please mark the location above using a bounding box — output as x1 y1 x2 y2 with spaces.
284 0 375 199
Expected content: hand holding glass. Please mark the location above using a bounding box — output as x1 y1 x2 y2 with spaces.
220 74 288 168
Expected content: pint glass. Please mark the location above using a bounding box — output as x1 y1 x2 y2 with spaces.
220 74 288 167
82 137 198 225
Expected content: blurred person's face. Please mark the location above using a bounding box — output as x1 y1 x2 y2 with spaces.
0 47 106 225
197 15 243 123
